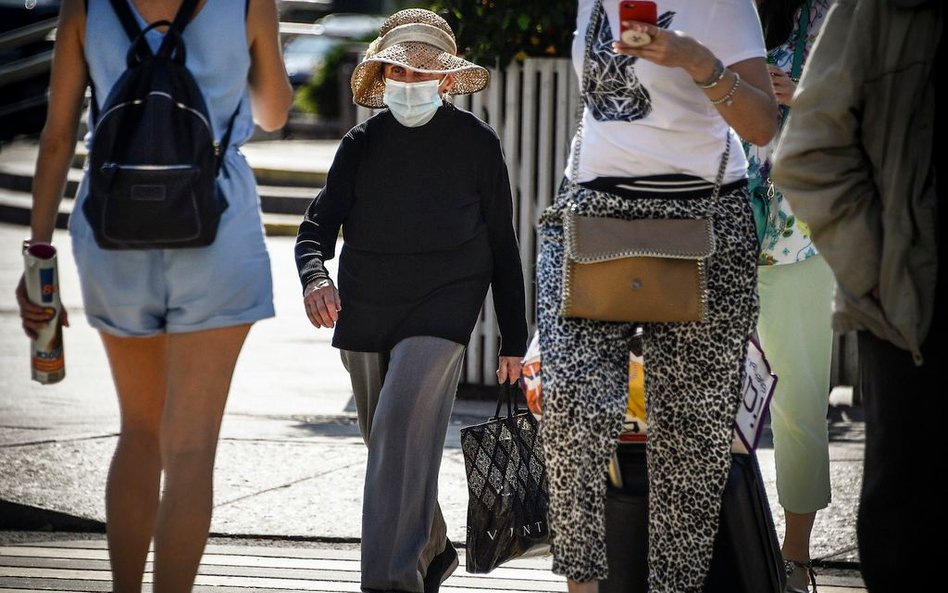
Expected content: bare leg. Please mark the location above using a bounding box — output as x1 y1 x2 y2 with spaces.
568 580 599 593
783 511 818 591
782 510 816 562
152 324 250 593
101 333 167 593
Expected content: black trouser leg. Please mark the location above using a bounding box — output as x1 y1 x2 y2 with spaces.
856 326 944 593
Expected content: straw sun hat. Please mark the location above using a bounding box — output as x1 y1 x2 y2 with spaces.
350 8 490 109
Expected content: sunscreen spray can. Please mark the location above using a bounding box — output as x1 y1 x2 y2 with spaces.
23 243 65 384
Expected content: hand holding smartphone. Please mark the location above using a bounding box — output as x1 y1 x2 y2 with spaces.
619 0 658 47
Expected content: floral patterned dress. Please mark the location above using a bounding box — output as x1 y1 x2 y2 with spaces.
746 0 831 265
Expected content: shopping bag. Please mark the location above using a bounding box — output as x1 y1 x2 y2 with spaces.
704 452 786 593
732 336 778 454
601 443 785 593
460 384 551 573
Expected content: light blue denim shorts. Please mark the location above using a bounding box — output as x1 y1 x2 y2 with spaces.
69 156 275 337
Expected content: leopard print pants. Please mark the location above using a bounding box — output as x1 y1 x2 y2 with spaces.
536 180 759 592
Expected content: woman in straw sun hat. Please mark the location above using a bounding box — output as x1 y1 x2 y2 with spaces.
295 8 527 593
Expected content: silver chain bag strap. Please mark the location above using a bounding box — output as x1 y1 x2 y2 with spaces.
559 0 727 322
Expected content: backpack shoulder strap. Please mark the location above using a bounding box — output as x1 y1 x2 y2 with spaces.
84 0 100 126
107 0 143 43
217 0 252 174
156 0 200 57
215 103 241 175
168 0 201 34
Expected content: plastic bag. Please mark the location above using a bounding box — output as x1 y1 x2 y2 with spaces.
522 331 543 415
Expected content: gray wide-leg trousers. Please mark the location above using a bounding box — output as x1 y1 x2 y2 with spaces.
341 336 465 593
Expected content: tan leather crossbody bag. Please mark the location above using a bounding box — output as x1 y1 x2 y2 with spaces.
560 214 715 322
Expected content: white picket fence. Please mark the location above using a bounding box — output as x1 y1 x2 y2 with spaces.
359 58 579 385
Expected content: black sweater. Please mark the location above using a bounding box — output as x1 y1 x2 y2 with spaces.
295 104 528 356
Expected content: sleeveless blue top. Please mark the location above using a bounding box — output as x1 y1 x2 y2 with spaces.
83 0 254 150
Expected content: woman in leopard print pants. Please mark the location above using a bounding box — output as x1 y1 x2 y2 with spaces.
537 0 778 591
538 181 759 591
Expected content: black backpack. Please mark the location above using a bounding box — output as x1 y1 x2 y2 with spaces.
83 0 239 249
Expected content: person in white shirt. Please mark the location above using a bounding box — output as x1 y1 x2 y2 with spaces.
535 1 778 591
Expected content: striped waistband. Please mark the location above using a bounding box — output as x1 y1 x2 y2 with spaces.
580 174 748 200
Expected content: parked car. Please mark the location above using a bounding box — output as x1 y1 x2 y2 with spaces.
0 0 61 142
279 0 391 20
313 12 385 40
282 32 346 87
281 13 383 87
278 0 333 23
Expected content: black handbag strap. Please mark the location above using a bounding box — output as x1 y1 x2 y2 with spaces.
492 383 523 420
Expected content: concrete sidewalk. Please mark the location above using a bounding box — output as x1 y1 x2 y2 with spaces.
0 536 570 593
0 535 871 592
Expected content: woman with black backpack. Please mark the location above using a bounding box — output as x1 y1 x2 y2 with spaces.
14 0 292 589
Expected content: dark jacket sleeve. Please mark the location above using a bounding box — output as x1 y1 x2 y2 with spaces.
480 134 528 357
294 130 364 293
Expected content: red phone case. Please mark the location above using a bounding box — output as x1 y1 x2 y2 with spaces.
619 1 658 47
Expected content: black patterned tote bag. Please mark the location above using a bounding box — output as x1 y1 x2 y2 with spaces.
460 385 551 573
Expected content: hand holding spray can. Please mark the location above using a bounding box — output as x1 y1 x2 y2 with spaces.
23 243 65 384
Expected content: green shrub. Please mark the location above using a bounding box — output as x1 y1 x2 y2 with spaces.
294 43 352 118
427 0 577 67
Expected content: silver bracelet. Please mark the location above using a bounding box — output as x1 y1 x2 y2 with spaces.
710 72 741 107
694 58 725 89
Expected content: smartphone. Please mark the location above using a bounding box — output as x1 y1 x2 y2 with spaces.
619 1 658 47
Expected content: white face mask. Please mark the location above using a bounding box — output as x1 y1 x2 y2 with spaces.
382 78 444 127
